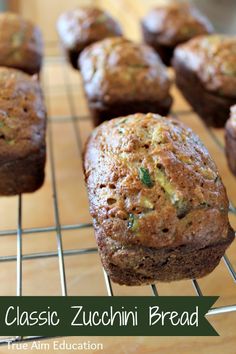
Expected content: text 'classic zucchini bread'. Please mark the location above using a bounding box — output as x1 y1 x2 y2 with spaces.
0 67 47 195
173 35 236 127
141 1 213 66
225 105 236 176
84 113 234 285
57 6 122 69
0 12 43 75
79 37 172 126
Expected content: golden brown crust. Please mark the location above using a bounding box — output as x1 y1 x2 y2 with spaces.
84 113 230 250
173 35 236 97
84 113 234 284
79 37 171 104
0 12 43 75
57 6 122 53
96 225 234 285
141 2 213 46
0 67 46 195
173 56 235 127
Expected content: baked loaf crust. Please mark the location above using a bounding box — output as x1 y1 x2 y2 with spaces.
57 6 122 69
141 2 213 66
79 37 172 126
0 67 47 195
173 35 236 127
84 113 234 285
0 12 43 75
225 105 236 176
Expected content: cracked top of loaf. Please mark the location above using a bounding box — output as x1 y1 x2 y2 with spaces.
57 6 122 52
79 37 171 104
0 12 43 74
0 67 46 162
142 2 213 46
173 34 236 97
84 113 230 250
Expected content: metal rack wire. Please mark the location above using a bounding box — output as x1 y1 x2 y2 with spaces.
0 50 235 345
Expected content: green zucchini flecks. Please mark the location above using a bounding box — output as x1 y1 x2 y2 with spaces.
138 167 154 188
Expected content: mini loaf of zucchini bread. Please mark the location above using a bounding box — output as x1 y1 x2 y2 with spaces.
57 6 122 69
0 67 47 195
79 37 172 126
173 35 236 127
141 1 213 66
0 12 43 75
225 105 236 176
84 113 234 285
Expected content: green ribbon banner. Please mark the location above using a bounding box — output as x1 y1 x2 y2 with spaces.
0 296 218 336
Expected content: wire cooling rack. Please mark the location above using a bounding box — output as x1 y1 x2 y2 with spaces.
0 44 235 345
